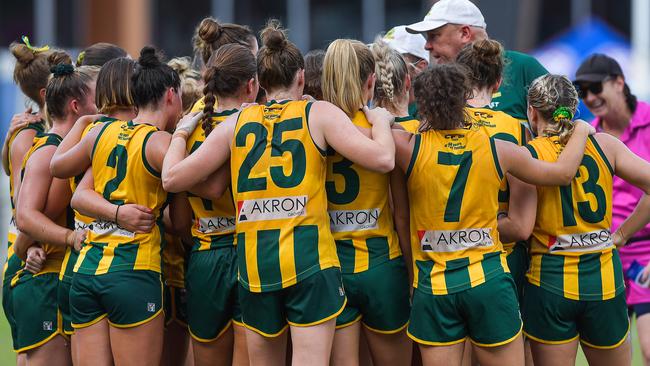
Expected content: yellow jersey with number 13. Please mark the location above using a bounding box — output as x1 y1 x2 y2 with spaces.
231 100 339 293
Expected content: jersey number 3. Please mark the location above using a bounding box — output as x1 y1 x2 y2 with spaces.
560 155 606 226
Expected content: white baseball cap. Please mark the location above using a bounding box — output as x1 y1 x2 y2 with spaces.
406 0 486 34
382 26 429 61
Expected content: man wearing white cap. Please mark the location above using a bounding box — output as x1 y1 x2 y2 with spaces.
406 0 548 122
382 26 430 117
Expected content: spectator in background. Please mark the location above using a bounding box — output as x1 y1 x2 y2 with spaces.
575 53 650 366
405 0 548 122
381 26 429 117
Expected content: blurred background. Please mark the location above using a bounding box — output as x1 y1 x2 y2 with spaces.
0 0 647 364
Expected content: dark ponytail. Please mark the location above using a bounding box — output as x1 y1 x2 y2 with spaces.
131 46 181 108
623 83 638 114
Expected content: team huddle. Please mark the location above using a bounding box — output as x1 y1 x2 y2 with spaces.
4 0 650 365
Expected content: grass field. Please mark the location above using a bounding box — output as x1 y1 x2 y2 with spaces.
0 298 644 365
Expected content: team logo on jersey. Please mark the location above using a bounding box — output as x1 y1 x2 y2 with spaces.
417 228 494 252
548 229 612 252
42 321 53 331
328 208 380 232
89 220 135 238
237 196 307 222
443 133 467 150
197 216 236 234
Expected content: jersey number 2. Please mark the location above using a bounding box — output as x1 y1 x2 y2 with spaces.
103 145 127 205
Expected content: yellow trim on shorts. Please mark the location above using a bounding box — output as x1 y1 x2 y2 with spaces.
15 311 65 353
189 320 233 343
523 330 580 345
470 323 523 347
72 313 108 329
363 320 409 335
232 319 245 327
242 322 289 338
406 329 467 346
580 321 630 350
108 308 163 329
63 329 75 336
335 314 362 330
287 297 347 328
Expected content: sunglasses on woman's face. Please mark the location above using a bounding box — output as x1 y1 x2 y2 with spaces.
574 77 611 99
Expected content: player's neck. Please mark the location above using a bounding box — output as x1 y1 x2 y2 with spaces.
133 108 168 131
49 114 77 138
387 97 410 118
466 88 493 108
216 96 247 112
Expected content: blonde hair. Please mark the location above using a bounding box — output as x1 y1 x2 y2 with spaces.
322 39 375 117
168 57 202 112
370 37 408 112
528 74 579 145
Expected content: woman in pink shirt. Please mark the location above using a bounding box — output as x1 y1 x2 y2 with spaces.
576 54 650 365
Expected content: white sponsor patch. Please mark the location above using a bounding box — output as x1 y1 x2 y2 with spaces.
147 302 156 312
197 216 236 234
42 321 52 331
7 216 17 235
418 228 494 253
549 229 613 253
328 208 380 233
75 218 95 232
237 196 307 222
89 220 135 238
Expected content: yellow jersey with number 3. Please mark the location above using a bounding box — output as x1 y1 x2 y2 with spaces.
525 135 623 301
231 100 339 293
74 121 167 275
407 128 508 295
326 110 401 274
186 109 237 251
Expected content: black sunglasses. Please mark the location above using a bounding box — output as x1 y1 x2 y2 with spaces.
574 77 612 99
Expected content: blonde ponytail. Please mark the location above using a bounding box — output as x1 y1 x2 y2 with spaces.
370 37 408 112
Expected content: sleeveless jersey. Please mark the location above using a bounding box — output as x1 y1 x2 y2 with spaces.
12 132 70 286
61 117 117 283
326 110 401 274
162 233 186 288
407 128 508 295
186 109 237 251
525 135 623 301
74 121 167 275
4 122 45 284
467 107 526 254
395 115 420 134
231 100 339 292
190 96 211 114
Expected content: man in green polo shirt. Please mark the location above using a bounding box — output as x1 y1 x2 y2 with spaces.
406 0 548 121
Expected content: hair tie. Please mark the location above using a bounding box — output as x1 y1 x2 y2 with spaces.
553 106 573 122
51 63 74 76
76 51 85 65
21 35 50 53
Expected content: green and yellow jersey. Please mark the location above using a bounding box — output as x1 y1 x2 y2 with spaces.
186 109 237 251
62 117 117 283
407 127 508 295
526 135 623 301
4 122 45 284
162 233 186 288
395 115 420 134
74 121 167 275
467 107 527 254
231 100 339 293
12 132 70 286
326 110 401 274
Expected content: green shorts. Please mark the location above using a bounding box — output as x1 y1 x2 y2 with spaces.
522 282 629 349
3 279 17 350
57 279 74 335
186 248 240 342
239 267 346 337
70 270 163 329
408 273 522 347
336 257 410 333
506 241 529 301
164 285 187 327
12 273 62 353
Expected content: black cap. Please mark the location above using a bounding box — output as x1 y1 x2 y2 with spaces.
575 54 624 83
